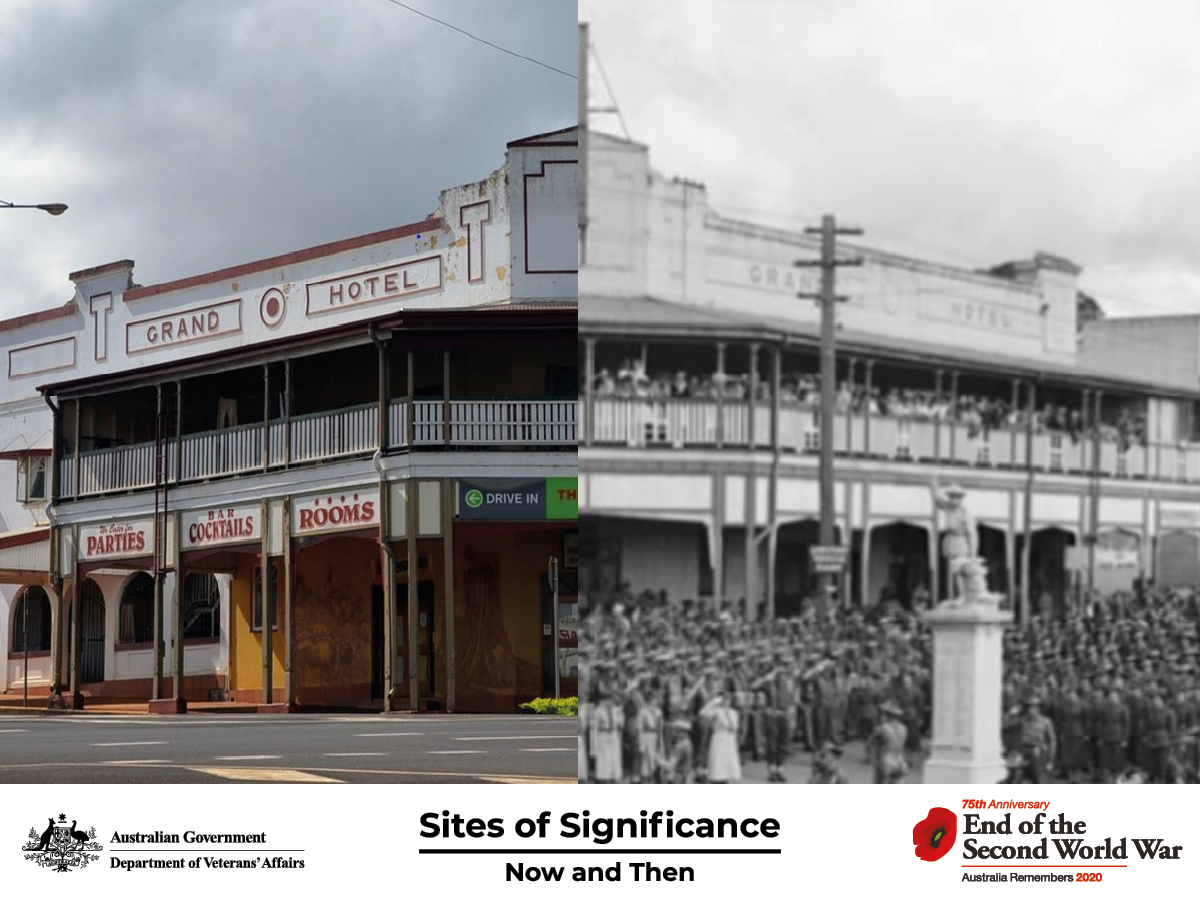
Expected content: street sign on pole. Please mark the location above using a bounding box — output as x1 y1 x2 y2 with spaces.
549 556 561 700
809 544 850 574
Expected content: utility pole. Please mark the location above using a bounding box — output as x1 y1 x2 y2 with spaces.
796 215 861 616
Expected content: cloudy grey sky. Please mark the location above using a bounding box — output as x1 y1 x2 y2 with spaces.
582 0 1200 317
0 0 575 317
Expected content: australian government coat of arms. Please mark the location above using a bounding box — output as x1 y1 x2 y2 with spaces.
22 814 103 872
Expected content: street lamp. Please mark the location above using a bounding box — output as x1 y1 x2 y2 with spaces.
1 200 68 216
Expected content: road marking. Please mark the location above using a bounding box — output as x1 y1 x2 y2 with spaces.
188 767 342 783
214 755 281 761
90 741 167 747
324 752 387 757
0 761 575 784
355 732 425 737
453 735 577 741
426 750 484 755
102 759 173 765
0 729 28 733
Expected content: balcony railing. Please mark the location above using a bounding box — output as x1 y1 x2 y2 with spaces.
583 397 1200 483
60 398 576 499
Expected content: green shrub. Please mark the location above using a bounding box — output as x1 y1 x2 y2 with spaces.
519 696 578 716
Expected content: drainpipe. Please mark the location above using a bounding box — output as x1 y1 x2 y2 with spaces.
43 395 64 696
370 322 398 710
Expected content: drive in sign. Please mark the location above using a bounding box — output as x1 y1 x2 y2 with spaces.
459 480 545 520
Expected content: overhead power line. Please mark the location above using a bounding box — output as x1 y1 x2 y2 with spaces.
380 0 576 79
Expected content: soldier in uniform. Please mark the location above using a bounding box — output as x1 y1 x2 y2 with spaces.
867 701 909 783
754 667 794 783
1055 684 1088 780
1017 696 1057 784
1095 684 1132 783
1141 689 1177 785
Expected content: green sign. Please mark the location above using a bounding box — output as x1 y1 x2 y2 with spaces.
456 477 577 520
546 477 578 520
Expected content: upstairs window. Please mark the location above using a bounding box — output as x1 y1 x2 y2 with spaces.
16 455 48 504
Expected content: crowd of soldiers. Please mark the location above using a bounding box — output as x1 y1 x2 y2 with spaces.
1002 588 1200 784
580 589 933 784
580 586 1200 784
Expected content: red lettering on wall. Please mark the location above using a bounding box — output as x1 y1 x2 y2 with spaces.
297 495 377 532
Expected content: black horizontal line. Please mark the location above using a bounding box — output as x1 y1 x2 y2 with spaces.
418 848 779 855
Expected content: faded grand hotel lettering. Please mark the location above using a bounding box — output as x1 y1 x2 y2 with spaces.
0 126 578 714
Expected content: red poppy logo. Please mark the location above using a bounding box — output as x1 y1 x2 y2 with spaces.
912 807 957 862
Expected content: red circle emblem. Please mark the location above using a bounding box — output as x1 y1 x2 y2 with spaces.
260 287 286 328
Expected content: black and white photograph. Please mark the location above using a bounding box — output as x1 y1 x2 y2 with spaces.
578 0 1200 785
0 0 578 785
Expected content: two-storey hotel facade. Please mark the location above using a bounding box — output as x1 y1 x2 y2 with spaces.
0 126 578 712
580 132 1200 621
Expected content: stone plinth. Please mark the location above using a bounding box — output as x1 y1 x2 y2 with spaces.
921 599 1012 784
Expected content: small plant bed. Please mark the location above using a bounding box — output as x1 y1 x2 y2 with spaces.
519 697 578 716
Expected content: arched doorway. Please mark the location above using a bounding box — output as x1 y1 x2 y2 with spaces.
118 573 156 646
867 521 930 610
1025 527 1076 619
80 580 105 683
774 519 844 617
65 579 106 684
10 585 51 654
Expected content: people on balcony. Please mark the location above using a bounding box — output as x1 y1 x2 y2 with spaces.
589 364 1149 449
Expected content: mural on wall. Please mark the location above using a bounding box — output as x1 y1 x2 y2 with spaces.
295 561 372 691
456 547 539 701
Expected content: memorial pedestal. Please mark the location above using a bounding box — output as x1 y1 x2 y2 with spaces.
922 600 1012 784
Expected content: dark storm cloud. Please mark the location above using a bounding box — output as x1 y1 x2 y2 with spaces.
0 0 576 313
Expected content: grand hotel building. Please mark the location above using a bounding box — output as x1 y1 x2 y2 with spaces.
580 131 1200 619
0 126 578 713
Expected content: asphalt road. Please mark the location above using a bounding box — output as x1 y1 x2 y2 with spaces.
0 714 578 784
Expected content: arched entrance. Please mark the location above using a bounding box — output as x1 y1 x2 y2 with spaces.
79 580 105 683
1023 527 1076 619
117 573 156 645
774 519 844 617
867 521 930 610
10 585 51 654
